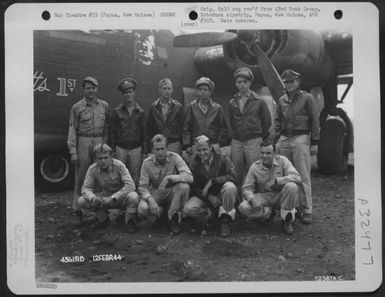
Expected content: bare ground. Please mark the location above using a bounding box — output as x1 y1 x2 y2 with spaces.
35 162 354 283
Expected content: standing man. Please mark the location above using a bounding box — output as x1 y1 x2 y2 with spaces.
274 69 320 225
67 76 111 226
183 77 228 158
182 135 237 237
137 134 193 235
238 140 301 235
147 78 185 155
229 67 272 187
78 144 139 232
109 77 147 186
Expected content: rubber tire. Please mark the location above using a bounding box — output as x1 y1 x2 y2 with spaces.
317 116 348 174
35 152 74 192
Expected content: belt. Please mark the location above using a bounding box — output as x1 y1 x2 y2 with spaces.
78 133 103 138
282 130 309 137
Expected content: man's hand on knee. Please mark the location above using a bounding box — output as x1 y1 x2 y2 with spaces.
250 196 261 210
90 196 104 208
148 197 160 217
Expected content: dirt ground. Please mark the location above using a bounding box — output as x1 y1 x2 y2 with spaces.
35 156 355 283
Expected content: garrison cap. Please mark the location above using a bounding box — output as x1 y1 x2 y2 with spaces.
234 67 254 81
82 76 98 86
195 77 215 91
194 135 210 146
117 77 137 92
281 69 301 82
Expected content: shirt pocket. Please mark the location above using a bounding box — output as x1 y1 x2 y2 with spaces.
96 113 106 129
79 111 92 123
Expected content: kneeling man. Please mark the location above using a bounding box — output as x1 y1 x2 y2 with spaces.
138 134 193 235
183 135 237 237
78 144 139 233
238 140 301 235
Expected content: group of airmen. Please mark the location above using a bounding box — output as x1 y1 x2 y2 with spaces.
68 66 319 237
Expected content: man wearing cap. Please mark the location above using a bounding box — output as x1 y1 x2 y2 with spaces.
137 134 193 235
274 69 320 225
67 76 111 226
183 77 228 162
182 135 237 237
147 78 185 156
238 140 301 235
78 144 139 232
229 67 272 187
108 77 147 186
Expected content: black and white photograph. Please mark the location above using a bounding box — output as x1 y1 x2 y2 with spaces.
5 2 381 294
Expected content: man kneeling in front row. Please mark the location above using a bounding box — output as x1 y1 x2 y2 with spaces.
78 144 139 232
137 134 193 235
238 140 301 235
183 135 237 237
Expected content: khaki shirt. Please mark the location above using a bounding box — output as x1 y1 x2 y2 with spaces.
81 158 135 201
138 152 193 200
67 98 111 154
242 155 301 202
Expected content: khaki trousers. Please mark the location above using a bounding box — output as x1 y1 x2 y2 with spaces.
277 134 312 214
116 145 142 186
231 137 262 186
78 191 139 223
73 136 103 210
182 182 237 221
137 183 190 221
238 182 299 221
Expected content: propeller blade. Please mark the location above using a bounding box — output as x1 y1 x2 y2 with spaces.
173 32 237 47
252 44 286 102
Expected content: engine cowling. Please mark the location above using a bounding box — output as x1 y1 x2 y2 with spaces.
194 30 335 88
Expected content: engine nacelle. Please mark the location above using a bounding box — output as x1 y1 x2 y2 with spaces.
194 30 335 88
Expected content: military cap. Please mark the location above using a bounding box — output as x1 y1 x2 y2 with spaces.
194 135 210 146
281 69 301 82
195 77 215 91
117 77 137 92
234 67 254 81
82 76 98 86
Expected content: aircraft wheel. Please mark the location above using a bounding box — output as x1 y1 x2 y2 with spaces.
317 115 348 174
35 153 74 192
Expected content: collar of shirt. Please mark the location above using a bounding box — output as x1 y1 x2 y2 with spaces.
82 98 100 106
118 102 143 113
155 97 176 108
286 90 302 103
151 152 172 166
201 151 215 166
97 159 115 173
235 90 252 101
256 156 279 171
197 98 213 112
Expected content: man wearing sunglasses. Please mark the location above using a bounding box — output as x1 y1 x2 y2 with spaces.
274 69 320 225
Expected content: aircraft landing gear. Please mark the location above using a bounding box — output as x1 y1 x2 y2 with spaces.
35 152 74 192
317 108 352 174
